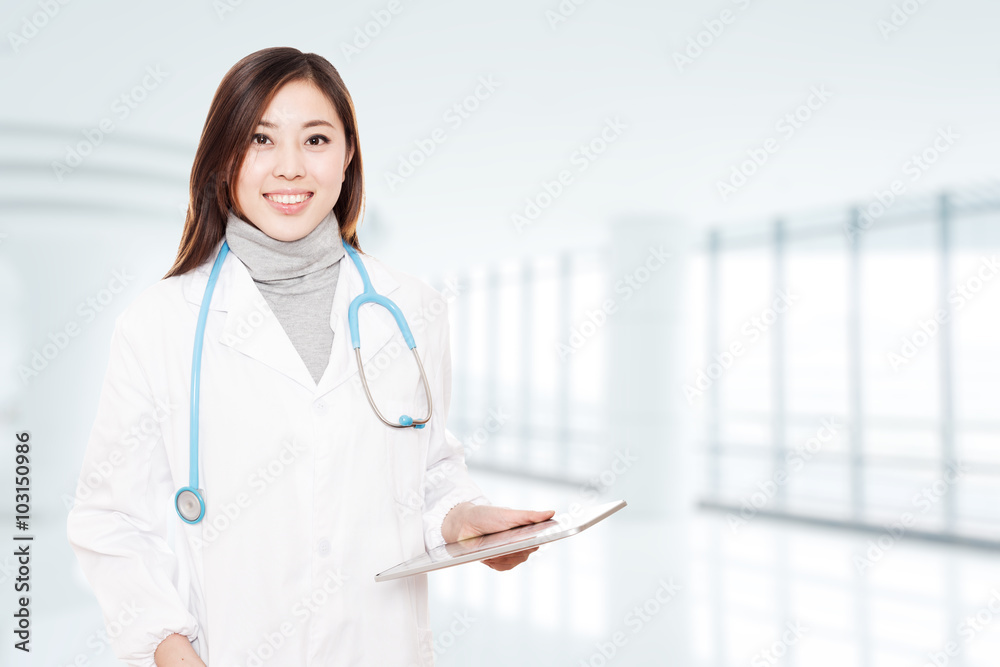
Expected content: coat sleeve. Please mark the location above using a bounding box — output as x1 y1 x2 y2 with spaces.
420 298 491 550
66 311 200 667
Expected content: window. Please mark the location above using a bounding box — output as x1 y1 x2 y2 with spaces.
698 185 1000 542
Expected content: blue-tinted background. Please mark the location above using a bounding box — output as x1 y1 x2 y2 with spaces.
2 0 999 665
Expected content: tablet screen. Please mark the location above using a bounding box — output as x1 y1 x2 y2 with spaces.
375 499 626 581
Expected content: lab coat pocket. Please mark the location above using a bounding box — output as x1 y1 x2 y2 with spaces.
357 321 433 523
386 423 430 515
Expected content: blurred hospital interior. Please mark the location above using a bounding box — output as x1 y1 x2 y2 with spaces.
1 0 999 665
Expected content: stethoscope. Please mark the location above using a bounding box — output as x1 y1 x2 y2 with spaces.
174 238 433 524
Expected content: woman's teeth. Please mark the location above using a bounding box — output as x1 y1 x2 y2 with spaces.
265 193 311 204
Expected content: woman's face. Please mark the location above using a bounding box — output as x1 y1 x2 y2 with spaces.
234 79 354 242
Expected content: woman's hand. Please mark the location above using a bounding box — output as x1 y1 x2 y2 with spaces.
154 633 207 666
441 503 555 571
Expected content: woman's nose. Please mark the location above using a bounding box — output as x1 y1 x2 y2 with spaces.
272 142 306 179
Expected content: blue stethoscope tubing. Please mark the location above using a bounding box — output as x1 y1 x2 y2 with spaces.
174 238 433 524
342 242 433 431
174 240 230 525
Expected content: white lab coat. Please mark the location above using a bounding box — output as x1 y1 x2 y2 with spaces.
66 242 488 666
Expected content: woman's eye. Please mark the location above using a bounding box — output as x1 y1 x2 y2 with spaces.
251 133 271 145
307 134 330 146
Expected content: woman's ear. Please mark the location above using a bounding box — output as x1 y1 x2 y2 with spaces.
343 143 355 176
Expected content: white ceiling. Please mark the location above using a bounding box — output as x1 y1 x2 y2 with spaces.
2 0 998 271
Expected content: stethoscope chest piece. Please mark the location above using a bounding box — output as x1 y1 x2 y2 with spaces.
175 237 433 523
175 487 206 524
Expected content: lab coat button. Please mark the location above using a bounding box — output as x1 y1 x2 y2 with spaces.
313 402 329 415
317 538 331 556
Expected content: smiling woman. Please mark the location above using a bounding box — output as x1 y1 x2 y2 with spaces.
163 48 366 277
235 80 355 241
65 46 553 667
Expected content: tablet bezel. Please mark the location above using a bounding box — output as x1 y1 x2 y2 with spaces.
374 499 626 582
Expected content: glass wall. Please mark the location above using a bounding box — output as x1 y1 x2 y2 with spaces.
695 186 1000 542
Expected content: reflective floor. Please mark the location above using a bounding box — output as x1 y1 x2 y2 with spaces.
35 469 1000 666
431 471 1000 667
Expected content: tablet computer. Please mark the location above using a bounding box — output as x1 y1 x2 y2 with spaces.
374 499 626 582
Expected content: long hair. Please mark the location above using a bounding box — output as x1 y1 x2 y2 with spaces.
164 47 364 278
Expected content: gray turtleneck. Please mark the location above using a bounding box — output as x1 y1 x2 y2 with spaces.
224 208 344 384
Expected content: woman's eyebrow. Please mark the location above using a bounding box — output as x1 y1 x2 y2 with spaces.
256 119 336 129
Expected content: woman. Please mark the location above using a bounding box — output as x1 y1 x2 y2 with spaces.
66 47 552 667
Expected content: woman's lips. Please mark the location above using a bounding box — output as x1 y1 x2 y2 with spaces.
262 192 313 214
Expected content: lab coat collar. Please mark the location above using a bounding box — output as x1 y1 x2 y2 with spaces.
181 240 401 396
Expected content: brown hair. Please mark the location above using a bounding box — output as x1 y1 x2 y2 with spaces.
164 47 364 278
